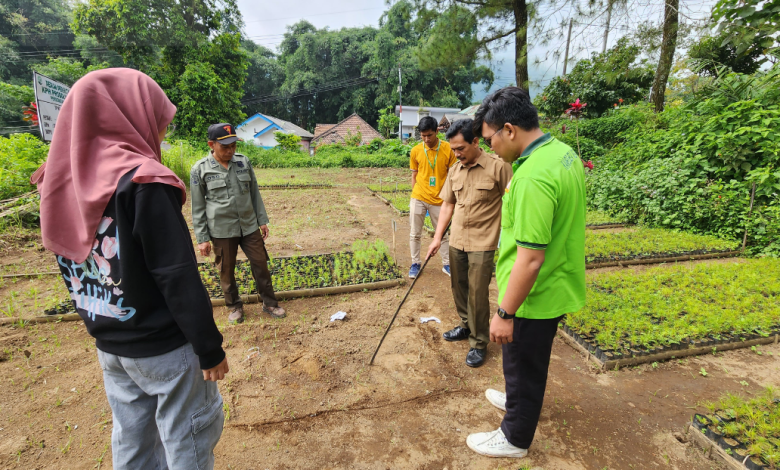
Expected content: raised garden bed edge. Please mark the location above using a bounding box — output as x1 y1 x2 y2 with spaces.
585 249 741 269
685 422 756 470
586 223 633 230
557 326 779 370
258 183 333 190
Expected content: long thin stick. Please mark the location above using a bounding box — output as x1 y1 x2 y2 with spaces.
370 222 450 365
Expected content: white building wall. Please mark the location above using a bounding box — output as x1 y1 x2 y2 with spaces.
394 106 460 139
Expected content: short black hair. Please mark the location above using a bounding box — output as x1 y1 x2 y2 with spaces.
446 118 476 143
472 87 539 138
417 116 438 133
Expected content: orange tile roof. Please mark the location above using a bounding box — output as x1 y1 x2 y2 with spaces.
312 113 383 146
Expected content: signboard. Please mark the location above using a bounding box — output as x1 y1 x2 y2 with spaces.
33 72 70 142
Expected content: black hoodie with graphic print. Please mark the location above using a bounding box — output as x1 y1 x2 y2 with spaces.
56 168 224 369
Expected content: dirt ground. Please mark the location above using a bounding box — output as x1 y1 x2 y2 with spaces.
0 168 775 469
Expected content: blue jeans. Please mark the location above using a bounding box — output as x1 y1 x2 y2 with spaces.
97 343 224 470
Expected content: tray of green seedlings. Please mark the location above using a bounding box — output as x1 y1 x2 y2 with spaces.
424 215 435 235
258 182 333 190
690 388 780 469
367 183 413 193
585 227 741 268
197 240 402 298
371 190 411 215
585 210 631 229
560 259 780 369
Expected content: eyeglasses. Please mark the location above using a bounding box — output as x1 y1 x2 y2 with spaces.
484 128 503 148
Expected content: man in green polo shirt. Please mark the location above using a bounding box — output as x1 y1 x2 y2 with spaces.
464 87 586 459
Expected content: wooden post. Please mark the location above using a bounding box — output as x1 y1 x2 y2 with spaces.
742 182 757 251
563 19 573 75
392 220 397 266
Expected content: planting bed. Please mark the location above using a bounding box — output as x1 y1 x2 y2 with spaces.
689 388 780 469
198 240 401 299
366 183 413 193
585 227 741 267
371 191 410 215
561 259 780 369
257 182 333 190
44 242 402 315
586 210 631 229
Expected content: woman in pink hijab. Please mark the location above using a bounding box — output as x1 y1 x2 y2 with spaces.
32 68 228 470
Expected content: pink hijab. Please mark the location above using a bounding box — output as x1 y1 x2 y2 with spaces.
31 68 187 263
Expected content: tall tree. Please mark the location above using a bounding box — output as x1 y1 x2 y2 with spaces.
414 0 530 89
649 0 679 112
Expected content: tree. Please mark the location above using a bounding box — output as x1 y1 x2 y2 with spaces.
0 0 77 83
688 32 763 77
712 0 779 63
535 38 654 117
414 0 530 89
72 0 247 139
377 107 400 138
31 57 110 86
650 0 679 112
72 0 242 68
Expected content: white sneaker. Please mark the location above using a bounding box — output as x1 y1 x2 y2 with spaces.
485 389 507 411
466 428 528 458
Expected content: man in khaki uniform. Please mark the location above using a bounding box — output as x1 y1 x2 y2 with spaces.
427 118 512 367
191 123 286 324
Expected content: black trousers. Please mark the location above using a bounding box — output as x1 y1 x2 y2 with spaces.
500 315 563 449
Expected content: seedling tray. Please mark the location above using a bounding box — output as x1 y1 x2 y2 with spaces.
686 388 780 470
258 183 332 190
586 222 634 230
558 325 779 370
686 423 754 470
585 248 741 269
371 191 409 215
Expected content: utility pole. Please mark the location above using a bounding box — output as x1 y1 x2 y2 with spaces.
398 64 403 142
563 19 573 75
602 1 613 53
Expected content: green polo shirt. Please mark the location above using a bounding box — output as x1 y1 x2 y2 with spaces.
496 133 587 319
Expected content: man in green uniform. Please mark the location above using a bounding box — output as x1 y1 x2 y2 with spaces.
465 87 586 459
191 123 286 324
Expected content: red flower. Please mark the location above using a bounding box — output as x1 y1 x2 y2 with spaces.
22 102 38 126
618 98 624 103
565 98 587 118
614 103 618 107
583 160 594 170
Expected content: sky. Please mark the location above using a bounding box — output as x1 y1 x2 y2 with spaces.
236 0 717 103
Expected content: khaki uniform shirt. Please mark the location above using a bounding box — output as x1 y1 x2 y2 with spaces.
439 150 512 252
190 153 269 244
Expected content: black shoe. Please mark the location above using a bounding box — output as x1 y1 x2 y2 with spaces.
443 326 471 342
466 348 487 368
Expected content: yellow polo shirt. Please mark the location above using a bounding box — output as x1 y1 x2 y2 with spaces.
410 140 457 205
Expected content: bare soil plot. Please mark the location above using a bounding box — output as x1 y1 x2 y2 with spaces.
0 170 768 469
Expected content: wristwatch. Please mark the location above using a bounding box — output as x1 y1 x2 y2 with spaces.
496 307 513 320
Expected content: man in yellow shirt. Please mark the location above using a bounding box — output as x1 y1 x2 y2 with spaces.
408 116 457 278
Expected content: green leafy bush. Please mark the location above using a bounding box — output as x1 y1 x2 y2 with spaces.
0 133 49 199
585 64 780 256
273 132 302 152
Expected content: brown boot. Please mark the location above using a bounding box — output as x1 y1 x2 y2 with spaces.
263 305 286 319
228 306 244 324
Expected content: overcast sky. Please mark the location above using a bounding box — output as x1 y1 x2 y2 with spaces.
236 0 716 102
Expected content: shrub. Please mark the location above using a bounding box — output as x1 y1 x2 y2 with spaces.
0 133 49 199
273 132 302 152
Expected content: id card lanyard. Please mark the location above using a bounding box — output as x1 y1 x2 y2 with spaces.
426 142 441 187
